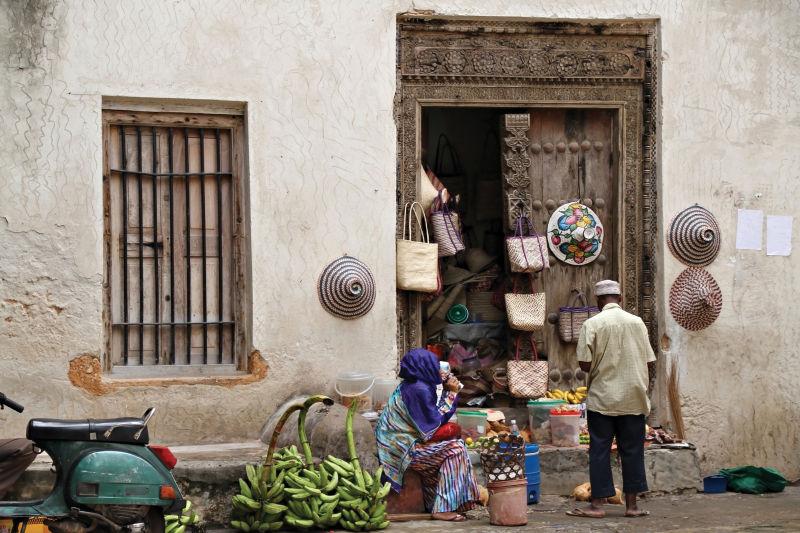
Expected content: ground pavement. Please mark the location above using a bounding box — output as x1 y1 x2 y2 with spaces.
384 486 800 532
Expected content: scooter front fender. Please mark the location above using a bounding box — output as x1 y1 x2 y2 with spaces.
69 449 179 508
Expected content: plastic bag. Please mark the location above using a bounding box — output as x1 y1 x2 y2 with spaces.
719 466 787 494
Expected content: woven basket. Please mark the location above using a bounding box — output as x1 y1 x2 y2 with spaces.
479 435 526 482
467 292 506 322
505 292 546 332
558 290 600 343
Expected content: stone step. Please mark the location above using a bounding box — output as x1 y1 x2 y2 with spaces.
8 443 700 526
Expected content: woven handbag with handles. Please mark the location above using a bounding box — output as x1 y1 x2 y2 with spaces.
506 216 550 273
505 276 546 332
431 191 465 257
396 202 439 292
558 289 600 343
507 333 548 399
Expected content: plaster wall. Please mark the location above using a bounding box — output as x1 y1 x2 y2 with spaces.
1 0 798 479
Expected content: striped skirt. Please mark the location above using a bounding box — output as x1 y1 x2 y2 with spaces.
408 439 480 514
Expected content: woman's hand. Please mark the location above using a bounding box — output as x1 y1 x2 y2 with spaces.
444 375 461 392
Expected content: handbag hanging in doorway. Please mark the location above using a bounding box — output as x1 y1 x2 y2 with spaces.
506 216 550 273
396 202 439 292
430 191 465 257
558 289 600 343
507 333 548 399
504 275 546 332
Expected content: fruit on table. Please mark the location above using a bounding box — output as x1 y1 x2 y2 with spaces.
545 387 587 404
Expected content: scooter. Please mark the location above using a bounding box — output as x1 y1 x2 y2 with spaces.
0 392 184 533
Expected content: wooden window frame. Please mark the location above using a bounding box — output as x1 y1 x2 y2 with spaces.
101 101 252 377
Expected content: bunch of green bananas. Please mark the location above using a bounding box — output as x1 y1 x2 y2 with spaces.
281 460 343 530
330 456 391 531
230 446 303 532
165 500 200 533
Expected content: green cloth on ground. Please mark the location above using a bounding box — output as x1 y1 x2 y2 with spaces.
719 466 788 494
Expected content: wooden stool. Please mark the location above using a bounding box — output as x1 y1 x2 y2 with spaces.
386 469 427 519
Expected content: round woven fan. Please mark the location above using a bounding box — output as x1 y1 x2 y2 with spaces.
669 268 722 331
667 205 720 266
317 256 376 319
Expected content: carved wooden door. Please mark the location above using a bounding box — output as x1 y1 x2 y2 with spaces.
502 110 619 390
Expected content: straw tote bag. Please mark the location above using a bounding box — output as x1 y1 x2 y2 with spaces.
506 216 550 273
430 191 465 257
396 202 439 292
558 290 600 343
507 333 548 399
505 276 546 332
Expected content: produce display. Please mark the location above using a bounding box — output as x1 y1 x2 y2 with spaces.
334 400 391 531
231 395 390 532
165 500 201 533
544 387 587 404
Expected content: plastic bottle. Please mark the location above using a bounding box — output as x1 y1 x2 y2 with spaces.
510 420 520 436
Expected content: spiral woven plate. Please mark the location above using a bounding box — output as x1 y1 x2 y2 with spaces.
667 205 720 266
669 267 722 331
318 256 376 320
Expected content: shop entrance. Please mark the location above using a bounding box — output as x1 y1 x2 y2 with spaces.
395 14 660 413
419 106 619 406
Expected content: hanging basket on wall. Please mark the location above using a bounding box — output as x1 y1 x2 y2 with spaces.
667 204 720 267
317 256 376 320
669 267 722 331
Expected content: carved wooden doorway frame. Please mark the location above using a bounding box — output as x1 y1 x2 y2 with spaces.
395 15 660 358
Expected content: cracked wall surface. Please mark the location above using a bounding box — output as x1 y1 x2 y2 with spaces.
1 0 798 479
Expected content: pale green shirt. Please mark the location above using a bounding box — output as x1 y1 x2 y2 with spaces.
576 303 656 416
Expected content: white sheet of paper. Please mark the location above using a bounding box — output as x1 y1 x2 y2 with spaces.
736 209 763 250
766 215 793 256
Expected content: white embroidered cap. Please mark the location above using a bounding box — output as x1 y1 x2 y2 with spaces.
595 280 621 296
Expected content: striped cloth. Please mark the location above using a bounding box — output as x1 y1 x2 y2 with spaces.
409 439 480 513
375 388 478 513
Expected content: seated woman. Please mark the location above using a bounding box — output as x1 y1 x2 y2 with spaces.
375 348 480 522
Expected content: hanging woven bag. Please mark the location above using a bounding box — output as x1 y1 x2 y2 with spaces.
430 191 465 257
558 289 600 343
506 215 550 273
505 275 546 332
507 333 548 399
396 202 439 292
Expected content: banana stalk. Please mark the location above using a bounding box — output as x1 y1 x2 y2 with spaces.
262 395 334 484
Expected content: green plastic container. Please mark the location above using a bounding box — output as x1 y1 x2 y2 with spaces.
458 409 488 439
527 399 566 445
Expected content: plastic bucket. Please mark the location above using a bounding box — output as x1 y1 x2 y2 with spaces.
335 371 375 413
703 475 728 494
549 411 581 447
488 478 528 526
527 399 566 444
458 410 487 439
525 443 540 504
372 378 400 412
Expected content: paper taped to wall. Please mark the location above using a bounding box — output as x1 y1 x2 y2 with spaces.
736 209 763 250
766 215 793 256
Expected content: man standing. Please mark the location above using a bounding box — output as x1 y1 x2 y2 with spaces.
567 280 656 519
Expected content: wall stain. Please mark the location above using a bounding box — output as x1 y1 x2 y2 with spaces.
69 350 269 396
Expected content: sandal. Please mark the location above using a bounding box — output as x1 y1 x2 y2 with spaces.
432 512 466 522
566 508 605 518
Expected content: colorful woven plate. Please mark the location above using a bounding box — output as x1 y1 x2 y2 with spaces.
547 202 604 265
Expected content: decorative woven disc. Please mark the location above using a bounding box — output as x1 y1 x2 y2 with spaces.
547 202 604 265
318 256 376 319
669 268 722 331
667 205 720 266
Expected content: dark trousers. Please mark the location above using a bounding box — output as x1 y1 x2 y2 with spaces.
587 411 648 498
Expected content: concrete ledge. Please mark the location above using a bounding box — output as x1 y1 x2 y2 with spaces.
9 443 700 526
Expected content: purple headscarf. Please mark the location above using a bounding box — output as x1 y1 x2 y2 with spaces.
399 348 456 436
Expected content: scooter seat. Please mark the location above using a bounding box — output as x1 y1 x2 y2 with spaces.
26 417 149 444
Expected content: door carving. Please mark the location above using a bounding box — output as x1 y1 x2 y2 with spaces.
395 16 660 362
